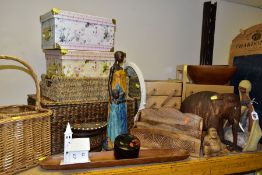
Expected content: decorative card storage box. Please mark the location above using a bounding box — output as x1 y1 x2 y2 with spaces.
45 50 114 78
27 95 136 155
40 8 116 51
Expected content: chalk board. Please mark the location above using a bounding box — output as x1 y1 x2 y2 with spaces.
230 54 262 142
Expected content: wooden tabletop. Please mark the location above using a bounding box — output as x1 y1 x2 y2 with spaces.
18 151 262 175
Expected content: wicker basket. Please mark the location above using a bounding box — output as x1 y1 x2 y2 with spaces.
0 56 52 175
40 74 109 102
27 95 136 155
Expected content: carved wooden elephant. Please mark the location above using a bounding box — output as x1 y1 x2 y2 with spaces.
180 91 241 150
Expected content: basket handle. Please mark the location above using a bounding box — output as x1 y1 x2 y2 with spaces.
0 55 41 110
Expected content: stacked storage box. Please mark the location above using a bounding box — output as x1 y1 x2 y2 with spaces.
41 50 113 102
28 8 136 154
40 8 116 102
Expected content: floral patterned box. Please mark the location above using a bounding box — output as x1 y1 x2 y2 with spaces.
45 49 114 78
40 8 116 51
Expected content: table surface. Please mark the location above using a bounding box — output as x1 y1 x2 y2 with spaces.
18 151 262 175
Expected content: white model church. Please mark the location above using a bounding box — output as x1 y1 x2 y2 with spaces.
62 123 90 164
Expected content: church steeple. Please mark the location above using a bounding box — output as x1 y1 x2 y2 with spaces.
64 122 73 163
65 122 73 135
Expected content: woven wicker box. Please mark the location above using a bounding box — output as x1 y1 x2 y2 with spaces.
40 74 109 102
27 95 136 155
0 56 53 175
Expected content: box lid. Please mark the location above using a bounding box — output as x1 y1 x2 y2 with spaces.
40 8 116 27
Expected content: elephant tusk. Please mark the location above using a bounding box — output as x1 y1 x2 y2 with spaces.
239 123 245 132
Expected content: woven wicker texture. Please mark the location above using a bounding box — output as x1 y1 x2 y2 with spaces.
40 75 109 102
28 95 136 155
0 55 52 175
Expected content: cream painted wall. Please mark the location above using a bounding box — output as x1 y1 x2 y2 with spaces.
0 0 204 105
0 0 261 105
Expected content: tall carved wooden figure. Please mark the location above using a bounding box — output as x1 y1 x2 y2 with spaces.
239 80 262 152
105 51 128 150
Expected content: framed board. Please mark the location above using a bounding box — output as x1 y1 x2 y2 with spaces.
229 23 262 141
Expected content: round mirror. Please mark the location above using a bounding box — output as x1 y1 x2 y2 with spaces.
124 62 146 113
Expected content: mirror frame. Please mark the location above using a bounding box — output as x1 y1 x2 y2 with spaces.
124 62 146 111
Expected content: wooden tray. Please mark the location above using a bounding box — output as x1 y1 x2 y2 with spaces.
40 149 189 170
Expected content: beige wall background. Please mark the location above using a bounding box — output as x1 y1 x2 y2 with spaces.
0 0 262 105
214 0 262 64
